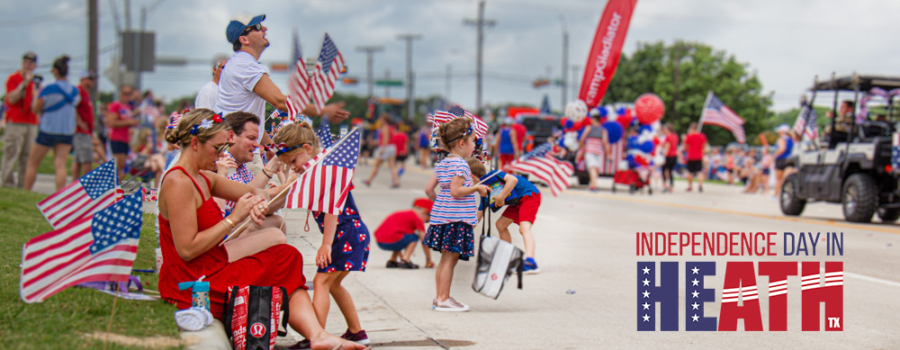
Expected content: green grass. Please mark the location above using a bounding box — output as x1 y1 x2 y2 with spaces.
0 141 73 176
0 188 180 349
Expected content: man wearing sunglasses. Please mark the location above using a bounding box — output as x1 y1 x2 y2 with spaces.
194 55 229 110
216 14 349 175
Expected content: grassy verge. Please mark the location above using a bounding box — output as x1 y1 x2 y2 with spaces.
0 141 73 176
0 188 179 349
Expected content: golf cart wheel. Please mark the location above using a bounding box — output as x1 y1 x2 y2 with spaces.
842 173 878 223
780 173 806 216
877 207 900 222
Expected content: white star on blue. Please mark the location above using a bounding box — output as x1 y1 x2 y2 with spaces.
81 161 117 199
322 128 360 169
89 192 143 254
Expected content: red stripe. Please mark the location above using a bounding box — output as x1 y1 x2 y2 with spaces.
51 191 113 227
317 164 327 212
307 165 317 211
39 183 84 213
23 244 138 299
25 256 137 302
22 248 91 288
327 167 337 213
25 215 92 247
23 233 91 272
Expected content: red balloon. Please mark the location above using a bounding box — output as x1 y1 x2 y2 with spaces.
635 93 665 125
560 117 569 127
617 113 633 129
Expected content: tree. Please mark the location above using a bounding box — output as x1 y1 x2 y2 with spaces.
605 40 773 145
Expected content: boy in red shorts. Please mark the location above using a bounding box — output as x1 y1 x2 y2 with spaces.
374 198 434 269
468 158 542 274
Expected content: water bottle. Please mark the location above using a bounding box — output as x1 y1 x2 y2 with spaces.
178 276 210 311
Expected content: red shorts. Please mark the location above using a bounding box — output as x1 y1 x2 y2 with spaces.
499 154 515 170
501 192 541 224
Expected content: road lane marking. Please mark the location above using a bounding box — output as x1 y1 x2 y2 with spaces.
844 271 900 288
564 190 900 235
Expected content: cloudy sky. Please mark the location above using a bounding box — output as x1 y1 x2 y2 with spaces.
3 0 898 113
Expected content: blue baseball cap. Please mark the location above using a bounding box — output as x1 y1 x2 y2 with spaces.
226 14 266 44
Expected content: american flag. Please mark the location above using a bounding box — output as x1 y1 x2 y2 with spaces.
316 120 335 149
430 106 488 139
506 143 574 196
21 192 143 303
285 128 360 215
286 30 312 120
700 91 746 143
792 104 819 141
37 160 120 230
310 33 345 114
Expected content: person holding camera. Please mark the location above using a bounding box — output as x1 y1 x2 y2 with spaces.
1 52 40 188
23 55 80 191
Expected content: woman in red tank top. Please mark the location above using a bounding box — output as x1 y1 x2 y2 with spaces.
159 109 365 350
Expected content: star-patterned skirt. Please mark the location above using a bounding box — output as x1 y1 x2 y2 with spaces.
423 222 475 261
319 219 370 273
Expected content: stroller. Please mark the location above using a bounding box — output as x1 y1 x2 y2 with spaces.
612 167 652 195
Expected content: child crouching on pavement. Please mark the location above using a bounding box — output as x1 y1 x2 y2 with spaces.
467 157 542 274
273 123 371 348
373 198 434 269
424 117 489 312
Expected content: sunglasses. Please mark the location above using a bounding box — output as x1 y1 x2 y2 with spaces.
242 23 262 36
210 141 234 154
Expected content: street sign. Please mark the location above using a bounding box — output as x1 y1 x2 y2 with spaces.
375 80 403 87
121 31 155 72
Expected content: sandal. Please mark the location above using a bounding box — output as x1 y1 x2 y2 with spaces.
399 260 420 269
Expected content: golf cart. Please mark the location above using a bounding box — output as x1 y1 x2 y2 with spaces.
780 74 900 223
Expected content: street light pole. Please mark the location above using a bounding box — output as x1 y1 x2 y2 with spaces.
356 45 384 98
560 15 568 106
464 0 496 114
397 33 422 121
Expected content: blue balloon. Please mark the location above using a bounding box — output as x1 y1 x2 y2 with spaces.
627 135 639 149
598 107 608 117
565 120 574 129
640 141 654 153
616 107 626 116
639 125 653 134
602 121 623 143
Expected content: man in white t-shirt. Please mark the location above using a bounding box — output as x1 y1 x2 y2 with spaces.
216 14 348 155
194 55 228 110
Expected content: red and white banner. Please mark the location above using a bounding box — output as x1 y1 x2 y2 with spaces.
578 0 639 108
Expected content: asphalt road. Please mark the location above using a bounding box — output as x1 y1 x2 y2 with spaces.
274 163 900 350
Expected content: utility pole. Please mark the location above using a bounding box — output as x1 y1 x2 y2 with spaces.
560 15 568 105
464 0 496 114
124 0 131 30
88 0 98 102
445 64 452 101
571 64 581 99
356 45 383 98
397 34 422 121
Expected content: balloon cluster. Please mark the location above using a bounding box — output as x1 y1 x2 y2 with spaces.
624 93 665 169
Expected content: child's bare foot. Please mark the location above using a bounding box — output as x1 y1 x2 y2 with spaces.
310 334 366 350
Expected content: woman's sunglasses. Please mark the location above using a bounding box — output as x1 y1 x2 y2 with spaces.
210 141 234 154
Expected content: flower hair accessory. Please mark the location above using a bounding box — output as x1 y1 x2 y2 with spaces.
212 113 224 123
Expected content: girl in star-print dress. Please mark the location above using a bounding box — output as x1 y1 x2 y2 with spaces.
310 190 371 343
272 122 371 346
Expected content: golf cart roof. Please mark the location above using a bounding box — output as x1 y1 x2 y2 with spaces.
811 75 900 91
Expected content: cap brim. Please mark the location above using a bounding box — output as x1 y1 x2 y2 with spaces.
248 14 266 26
